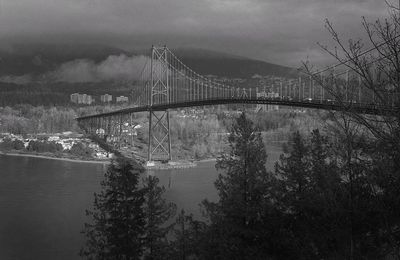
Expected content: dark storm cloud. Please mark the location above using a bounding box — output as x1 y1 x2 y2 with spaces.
0 0 391 66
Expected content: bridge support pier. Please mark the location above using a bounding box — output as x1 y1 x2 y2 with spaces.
147 109 172 164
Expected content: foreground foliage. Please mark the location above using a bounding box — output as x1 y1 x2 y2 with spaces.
80 157 146 259
80 110 400 259
80 157 176 260
179 113 400 260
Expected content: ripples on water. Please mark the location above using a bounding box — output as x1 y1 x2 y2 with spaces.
0 146 281 260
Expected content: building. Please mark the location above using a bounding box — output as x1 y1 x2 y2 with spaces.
70 93 95 105
116 96 129 103
101 94 112 103
77 94 84 104
70 93 80 103
84 95 94 105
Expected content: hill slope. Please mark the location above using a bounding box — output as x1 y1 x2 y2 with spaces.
172 48 297 78
0 44 296 79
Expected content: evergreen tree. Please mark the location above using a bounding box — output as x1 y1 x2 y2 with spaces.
274 129 383 259
301 5 400 256
171 209 207 260
142 175 177 260
274 131 316 258
201 112 276 259
306 130 347 258
80 157 146 260
275 131 309 195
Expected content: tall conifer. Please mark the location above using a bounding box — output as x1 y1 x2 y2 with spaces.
80 157 146 260
202 112 274 259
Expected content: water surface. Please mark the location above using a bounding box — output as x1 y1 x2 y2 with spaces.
0 145 282 259
0 155 106 259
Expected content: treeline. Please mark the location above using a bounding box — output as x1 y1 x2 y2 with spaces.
0 101 322 158
0 138 63 154
0 138 95 158
26 140 63 153
169 113 226 159
0 138 25 151
0 105 78 134
156 109 324 160
0 104 129 134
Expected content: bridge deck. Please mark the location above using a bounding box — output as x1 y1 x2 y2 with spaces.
76 98 397 121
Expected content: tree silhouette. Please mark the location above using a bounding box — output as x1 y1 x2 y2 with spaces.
142 175 176 260
80 157 146 259
302 3 400 257
201 112 277 259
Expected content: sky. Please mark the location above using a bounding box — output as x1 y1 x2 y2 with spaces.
0 0 393 67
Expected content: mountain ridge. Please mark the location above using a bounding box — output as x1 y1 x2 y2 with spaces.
0 44 297 81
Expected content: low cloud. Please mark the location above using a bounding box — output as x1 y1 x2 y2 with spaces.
0 74 32 85
48 54 150 83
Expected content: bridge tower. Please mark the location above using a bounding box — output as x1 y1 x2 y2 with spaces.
147 46 172 165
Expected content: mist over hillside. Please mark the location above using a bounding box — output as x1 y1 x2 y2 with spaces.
0 44 296 81
0 44 298 106
0 44 132 76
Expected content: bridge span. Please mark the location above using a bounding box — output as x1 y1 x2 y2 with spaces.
76 46 399 163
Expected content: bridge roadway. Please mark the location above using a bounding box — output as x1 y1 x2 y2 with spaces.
76 98 397 121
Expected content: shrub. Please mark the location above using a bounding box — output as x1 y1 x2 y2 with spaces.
12 139 25 150
70 142 94 157
27 140 63 153
0 138 13 151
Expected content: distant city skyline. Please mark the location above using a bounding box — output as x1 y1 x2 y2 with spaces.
0 0 393 67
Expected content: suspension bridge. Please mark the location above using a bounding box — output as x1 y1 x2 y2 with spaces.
77 46 399 164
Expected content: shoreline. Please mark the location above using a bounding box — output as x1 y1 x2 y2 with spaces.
0 151 214 167
0 150 219 168
197 158 217 163
0 151 110 164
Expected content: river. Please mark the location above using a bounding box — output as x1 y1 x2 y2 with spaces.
0 146 282 260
